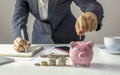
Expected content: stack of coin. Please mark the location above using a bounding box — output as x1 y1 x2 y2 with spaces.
41 61 48 66
58 57 66 66
49 58 56 66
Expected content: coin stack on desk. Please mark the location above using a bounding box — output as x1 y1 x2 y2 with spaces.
40 54 68 66
58 57 66 66
49 58 56 66
41 61 48 66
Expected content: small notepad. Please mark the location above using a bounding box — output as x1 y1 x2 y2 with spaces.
0 45 43 57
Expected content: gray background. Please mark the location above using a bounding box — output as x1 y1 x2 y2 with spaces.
0 0 120 44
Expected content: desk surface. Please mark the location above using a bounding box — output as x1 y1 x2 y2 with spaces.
0 44 120 75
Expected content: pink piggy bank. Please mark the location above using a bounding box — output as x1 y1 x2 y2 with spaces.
69 41 94 67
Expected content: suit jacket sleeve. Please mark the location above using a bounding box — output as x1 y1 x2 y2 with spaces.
12 0 29 40
73 0 104 31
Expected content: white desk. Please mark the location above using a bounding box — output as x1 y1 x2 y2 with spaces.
0 44 120 75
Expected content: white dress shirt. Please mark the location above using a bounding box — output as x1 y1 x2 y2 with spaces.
38 0 49 20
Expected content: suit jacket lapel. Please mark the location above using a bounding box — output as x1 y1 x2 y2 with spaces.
48 0 57 20
29 0 41 20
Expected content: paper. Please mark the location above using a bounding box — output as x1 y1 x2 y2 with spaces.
0 45 43 57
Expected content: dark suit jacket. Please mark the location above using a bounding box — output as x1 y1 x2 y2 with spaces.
12 0 104 44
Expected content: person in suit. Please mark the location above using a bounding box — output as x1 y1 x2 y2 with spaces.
12 0 104 52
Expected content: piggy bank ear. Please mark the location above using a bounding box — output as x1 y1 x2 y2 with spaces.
86 41 94 48
70 41 77 48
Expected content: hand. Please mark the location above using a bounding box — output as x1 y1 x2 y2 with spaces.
75 12 98 36
13 37 31 52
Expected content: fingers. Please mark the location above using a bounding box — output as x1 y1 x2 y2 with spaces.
13 37 25 52
87 16 98 31
85 12 98 31
75 19 80 35
75 12 98 36
24 41 31 48
93 16 98 30
14 45 25 52
79 16 87 35
14 37 24 45
13 37 31 52
86 15 96 32
86 15 92 31
75 16 87 36
75 16 86 36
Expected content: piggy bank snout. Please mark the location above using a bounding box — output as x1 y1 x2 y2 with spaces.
78 52 87 59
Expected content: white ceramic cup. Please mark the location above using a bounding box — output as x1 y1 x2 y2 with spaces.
104 37 120 50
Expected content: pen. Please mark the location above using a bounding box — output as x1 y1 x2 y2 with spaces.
79 36 81 40
21 29 28 53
